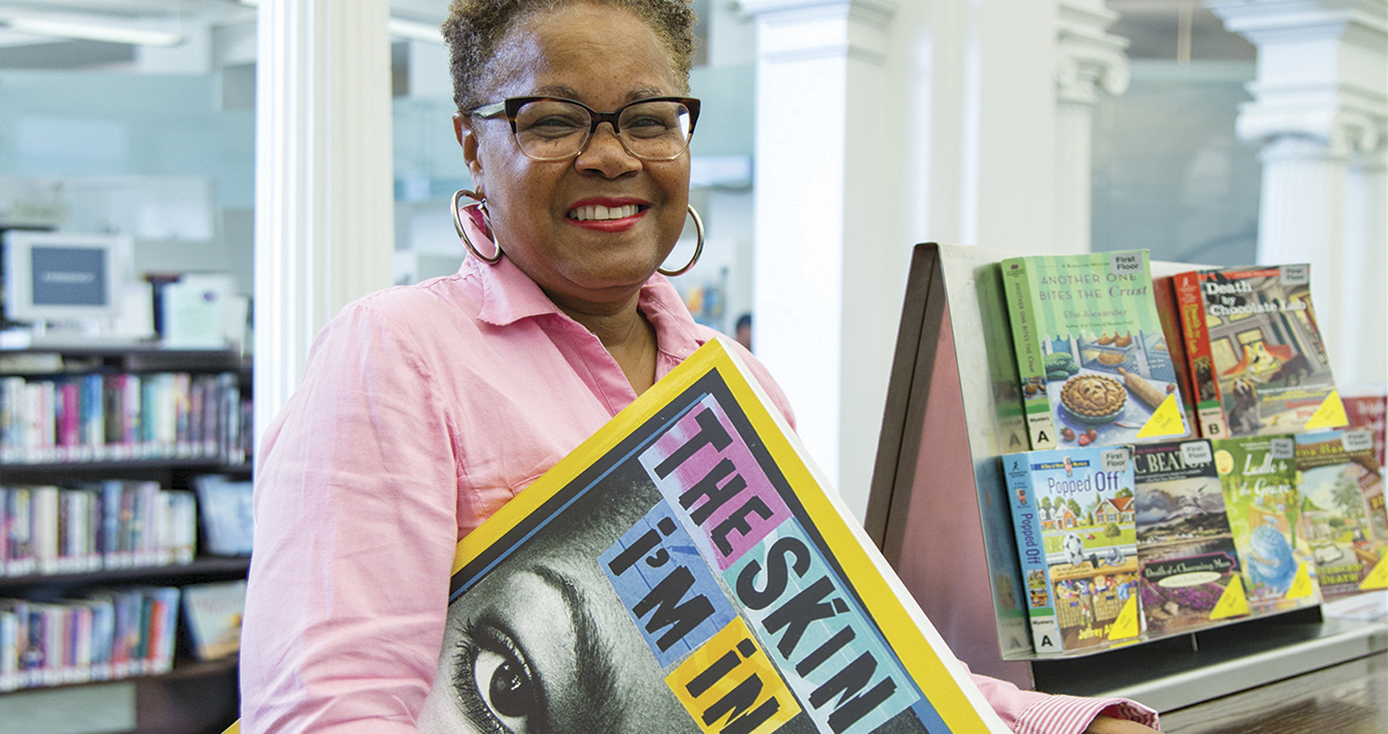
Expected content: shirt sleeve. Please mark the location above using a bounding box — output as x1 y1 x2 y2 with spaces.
970 671 1161 733
239 301 461 734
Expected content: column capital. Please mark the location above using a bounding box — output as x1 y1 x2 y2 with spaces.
1209 0 1388 154
1056 0 1131 105
738 0 897 64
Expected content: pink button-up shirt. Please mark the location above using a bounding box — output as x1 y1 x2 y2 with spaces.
239 255 1157 733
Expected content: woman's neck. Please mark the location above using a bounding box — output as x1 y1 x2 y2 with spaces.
561 298 659 395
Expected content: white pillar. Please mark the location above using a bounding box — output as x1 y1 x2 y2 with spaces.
741 0 899 520
1208 0 1388 386
253 0 396 439
1054 0 1130 254
743 0 1117 518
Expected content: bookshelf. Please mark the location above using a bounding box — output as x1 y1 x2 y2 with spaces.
0 345 251 734
866 243 1388 711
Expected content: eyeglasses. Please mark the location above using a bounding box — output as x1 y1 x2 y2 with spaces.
469 96 700 162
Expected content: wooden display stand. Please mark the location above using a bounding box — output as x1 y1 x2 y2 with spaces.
865 242 1388 712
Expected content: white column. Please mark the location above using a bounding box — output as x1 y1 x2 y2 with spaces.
1054 0 1130 254
742 0 1107 518
1208 0 1388 386
253 0 396 439
741 0 898 519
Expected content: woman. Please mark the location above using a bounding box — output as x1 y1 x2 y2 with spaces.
239 1 1161 732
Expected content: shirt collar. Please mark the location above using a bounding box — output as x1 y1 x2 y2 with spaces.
466 255 707 363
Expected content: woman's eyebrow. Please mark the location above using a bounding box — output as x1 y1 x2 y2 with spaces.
532 565 627 729
528 85 673 106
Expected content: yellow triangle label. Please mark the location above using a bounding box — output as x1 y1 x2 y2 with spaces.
1210 575 1250 619
1108 595 1140 640
1304 390 1349 430
1286 562 1317 599
1359 555 1388 591
1138 394 1187 439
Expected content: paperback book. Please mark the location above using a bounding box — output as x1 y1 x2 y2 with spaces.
1341 391 1386 468
1211 436 1321 614
1001 250 1190 451
1131 439 1247 636
1002 446 1140 655
1173 265 1346 438
416 339 1008 733
183 580 247 661
1294 429 1388 599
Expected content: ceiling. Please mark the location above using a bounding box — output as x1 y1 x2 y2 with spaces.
0 0 1255 69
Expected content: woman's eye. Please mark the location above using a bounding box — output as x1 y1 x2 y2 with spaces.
624 115 672 134
523 116 585 136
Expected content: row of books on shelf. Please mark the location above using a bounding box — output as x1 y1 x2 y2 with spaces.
1003 427 1387 656
0 578 247 693
1000 251 1369 452
0 586 180 692
2 481 198 577
0 370 251 465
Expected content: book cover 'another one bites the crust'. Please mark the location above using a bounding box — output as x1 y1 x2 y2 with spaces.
1002 250 1191 452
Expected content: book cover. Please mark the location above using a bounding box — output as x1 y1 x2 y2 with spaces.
1131 439 1248 636
1001 250 1190 451
1211 436 1321 614
183 580 247 661
1341 391 1386 468
1294 429 1388 599
192 474 254 556
1177 265 1346 437
418 339 1010 734
1152 276 1200 438
1002 446 1140 655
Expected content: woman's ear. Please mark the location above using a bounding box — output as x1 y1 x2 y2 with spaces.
454 111 485 189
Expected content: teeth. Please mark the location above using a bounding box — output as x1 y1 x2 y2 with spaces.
570 204 639 221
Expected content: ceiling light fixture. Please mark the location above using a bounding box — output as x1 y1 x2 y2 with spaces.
3 16 184 47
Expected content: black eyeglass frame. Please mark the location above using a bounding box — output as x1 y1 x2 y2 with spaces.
468 95 702 161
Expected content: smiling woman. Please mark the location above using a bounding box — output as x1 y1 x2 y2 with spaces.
236 1 1161 733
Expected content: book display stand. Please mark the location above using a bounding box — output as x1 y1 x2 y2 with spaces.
866 243 1388 712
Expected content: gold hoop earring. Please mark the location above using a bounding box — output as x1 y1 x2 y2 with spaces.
452 189 503 264
658 205 704 277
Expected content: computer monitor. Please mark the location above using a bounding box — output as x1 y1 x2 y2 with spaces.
2 230 133 327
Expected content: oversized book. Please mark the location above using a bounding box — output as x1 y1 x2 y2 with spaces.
1293 429 1388 599
1172 265 1346 438
1002 446 1140 655
1211 436 1321 615
417 339 1008 733
1001 250 1191 451
1131 439 1248 636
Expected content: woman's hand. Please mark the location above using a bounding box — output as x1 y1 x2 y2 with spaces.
1085 715 1161 733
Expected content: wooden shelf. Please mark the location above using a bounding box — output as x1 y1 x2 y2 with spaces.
0 557 250 591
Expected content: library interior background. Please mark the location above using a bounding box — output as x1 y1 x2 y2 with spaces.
0 1 1385 733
